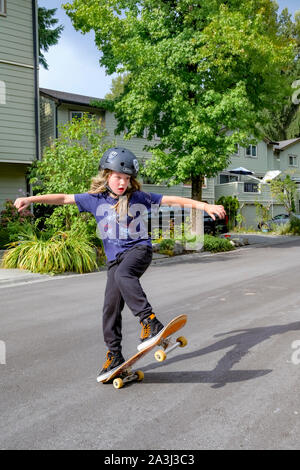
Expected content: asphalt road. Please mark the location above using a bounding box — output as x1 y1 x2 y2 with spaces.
1 240 300 450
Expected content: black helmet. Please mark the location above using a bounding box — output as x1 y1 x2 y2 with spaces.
99 147 139 177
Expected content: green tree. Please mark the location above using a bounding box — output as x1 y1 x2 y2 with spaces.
64 0 295 201
29 114 112 230
263 8 300 140
105 74 131 100
38 7 64 70
270 175 297 215
254 201 271 228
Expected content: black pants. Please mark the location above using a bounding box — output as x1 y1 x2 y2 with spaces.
103 245 153 352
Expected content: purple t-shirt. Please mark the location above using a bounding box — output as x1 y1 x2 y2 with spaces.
75 190 163 262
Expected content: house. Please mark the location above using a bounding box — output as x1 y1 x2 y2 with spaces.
39 88 300 227
215 137 300 226
0 0 39 211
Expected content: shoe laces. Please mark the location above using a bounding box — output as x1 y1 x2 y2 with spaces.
141 323 151 339
103 351 113 369
141 314 157 339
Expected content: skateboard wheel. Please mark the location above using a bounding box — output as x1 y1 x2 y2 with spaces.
155 350 167 362
177 336 187 347
113 378 124 389
136 370 144 382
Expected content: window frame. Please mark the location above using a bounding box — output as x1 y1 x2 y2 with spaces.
233 144 240 156
244 182 259 193
69 111 94 121
288 154 298 167
0 0 7 16
246 144 257 158
219 174 238 184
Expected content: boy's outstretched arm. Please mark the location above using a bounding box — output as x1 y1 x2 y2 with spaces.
14 194 75 213
161 195 226 221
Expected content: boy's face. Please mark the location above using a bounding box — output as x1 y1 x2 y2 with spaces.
108 171 131 197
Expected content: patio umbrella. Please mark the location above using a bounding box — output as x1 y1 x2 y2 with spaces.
228 167 254 182
228 167 254 175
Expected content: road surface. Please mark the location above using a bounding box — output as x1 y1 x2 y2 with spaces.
1 239 300 449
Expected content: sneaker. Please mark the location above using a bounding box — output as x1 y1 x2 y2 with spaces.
97 350 125 382
137 313 165 352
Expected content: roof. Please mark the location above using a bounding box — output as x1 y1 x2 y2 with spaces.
40 88 105 108
273 138 300 151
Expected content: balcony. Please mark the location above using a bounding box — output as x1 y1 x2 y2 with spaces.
215 181 276 203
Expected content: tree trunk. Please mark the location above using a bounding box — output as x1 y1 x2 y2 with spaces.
191 173 203 202
191 173 204 233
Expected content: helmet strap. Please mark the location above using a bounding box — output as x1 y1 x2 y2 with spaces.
105 183 120 199
105 184 129 199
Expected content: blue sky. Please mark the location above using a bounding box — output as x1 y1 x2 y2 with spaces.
39 0 300 99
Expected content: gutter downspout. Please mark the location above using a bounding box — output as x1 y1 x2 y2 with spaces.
32 0 40 161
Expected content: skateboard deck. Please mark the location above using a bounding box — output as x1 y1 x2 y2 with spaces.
99 314 187 389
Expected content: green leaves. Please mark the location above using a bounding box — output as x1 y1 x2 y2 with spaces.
31 114 110 194
270 174 298 215
64 0 296 199
30 113 113 231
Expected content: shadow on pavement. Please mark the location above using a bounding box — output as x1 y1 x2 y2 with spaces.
142 321 300 388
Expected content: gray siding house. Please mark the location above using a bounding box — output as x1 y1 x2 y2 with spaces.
0 0 39 210
215 137 300 226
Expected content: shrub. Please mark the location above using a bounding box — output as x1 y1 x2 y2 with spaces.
159 238 175 256
1 225 99 274
0 199 34 228
274 216 300 236
204 235 235 253
0 228 10 249
289 216 300 235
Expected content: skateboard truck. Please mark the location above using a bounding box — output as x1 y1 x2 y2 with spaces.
154 336 187 362
113 369 144 389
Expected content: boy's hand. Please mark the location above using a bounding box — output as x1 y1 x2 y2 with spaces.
204 204 226 221
14 197 31 213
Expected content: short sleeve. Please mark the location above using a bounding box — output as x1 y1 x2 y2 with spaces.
74 193 95 213
137 191 162 210
148 192 163 206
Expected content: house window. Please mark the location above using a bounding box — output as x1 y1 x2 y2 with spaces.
244 182 259 193
70 111 94 121
0 0 6 15
246 145 257 158
233 144 240 156
219 174 238 184
289 155 298 167
0 80 6 104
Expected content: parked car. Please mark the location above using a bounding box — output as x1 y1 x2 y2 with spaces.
147 206 228 236
203 211 228 235
258 213 300 230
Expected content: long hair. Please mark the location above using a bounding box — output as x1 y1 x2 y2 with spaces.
88 169 142 219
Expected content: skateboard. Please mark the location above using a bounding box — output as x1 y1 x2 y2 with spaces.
99 314 187 389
